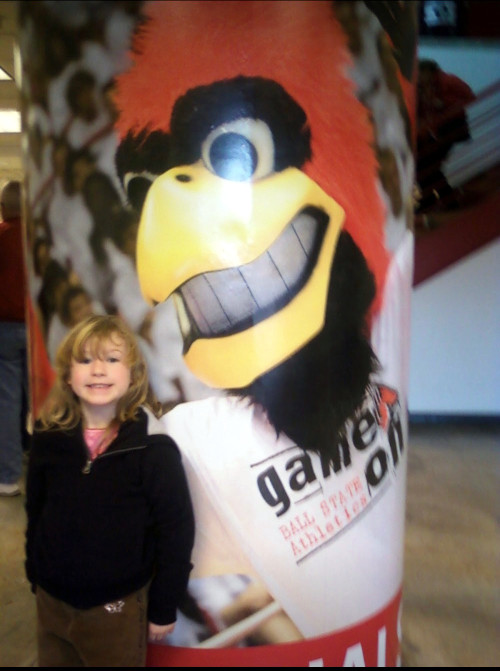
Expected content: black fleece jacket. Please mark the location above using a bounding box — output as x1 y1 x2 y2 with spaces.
25 407 195 625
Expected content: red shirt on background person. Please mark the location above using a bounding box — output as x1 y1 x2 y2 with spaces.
0 181 27 324
417 59 476 142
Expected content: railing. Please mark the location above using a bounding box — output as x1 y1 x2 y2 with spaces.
416 78 500 214
443 80 500 189
414 79 500 286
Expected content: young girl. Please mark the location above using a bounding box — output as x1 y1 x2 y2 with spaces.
25 314 195 667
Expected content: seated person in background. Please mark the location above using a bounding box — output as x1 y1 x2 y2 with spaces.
37 260 71 340
47 284 103 364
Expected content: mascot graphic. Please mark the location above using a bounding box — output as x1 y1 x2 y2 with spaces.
113 1 416 657
20 0 416 664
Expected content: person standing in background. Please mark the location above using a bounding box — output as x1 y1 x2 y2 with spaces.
0 180 29 496
416 59 476 212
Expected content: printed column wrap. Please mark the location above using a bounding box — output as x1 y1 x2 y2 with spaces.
19 1 417 665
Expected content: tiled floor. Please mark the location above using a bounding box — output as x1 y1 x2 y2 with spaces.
401 419 499 667
1 419 498 667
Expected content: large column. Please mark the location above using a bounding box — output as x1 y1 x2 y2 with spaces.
20 1 417 666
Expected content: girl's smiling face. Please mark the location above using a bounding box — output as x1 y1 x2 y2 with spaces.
68 335 131 423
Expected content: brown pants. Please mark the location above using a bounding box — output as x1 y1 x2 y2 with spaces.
36 585 148 667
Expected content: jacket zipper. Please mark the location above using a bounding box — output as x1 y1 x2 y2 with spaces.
81 445 147 474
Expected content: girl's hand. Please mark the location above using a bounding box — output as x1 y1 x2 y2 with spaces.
148 621 175 642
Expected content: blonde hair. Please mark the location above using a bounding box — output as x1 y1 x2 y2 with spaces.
38 314 162 430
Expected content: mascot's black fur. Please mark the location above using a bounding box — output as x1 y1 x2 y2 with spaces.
232 230 378 456
116 75 379 462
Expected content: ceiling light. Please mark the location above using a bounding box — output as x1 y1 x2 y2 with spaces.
0 66 13 81
0 110 21 133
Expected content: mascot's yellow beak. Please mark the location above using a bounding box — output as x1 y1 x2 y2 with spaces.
137 162 344 388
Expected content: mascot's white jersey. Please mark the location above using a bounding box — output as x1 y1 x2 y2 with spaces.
162 388 406 638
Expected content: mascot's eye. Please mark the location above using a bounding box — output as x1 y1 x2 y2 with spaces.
123 173 155 212
209 134 257 181
201 118 275 182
